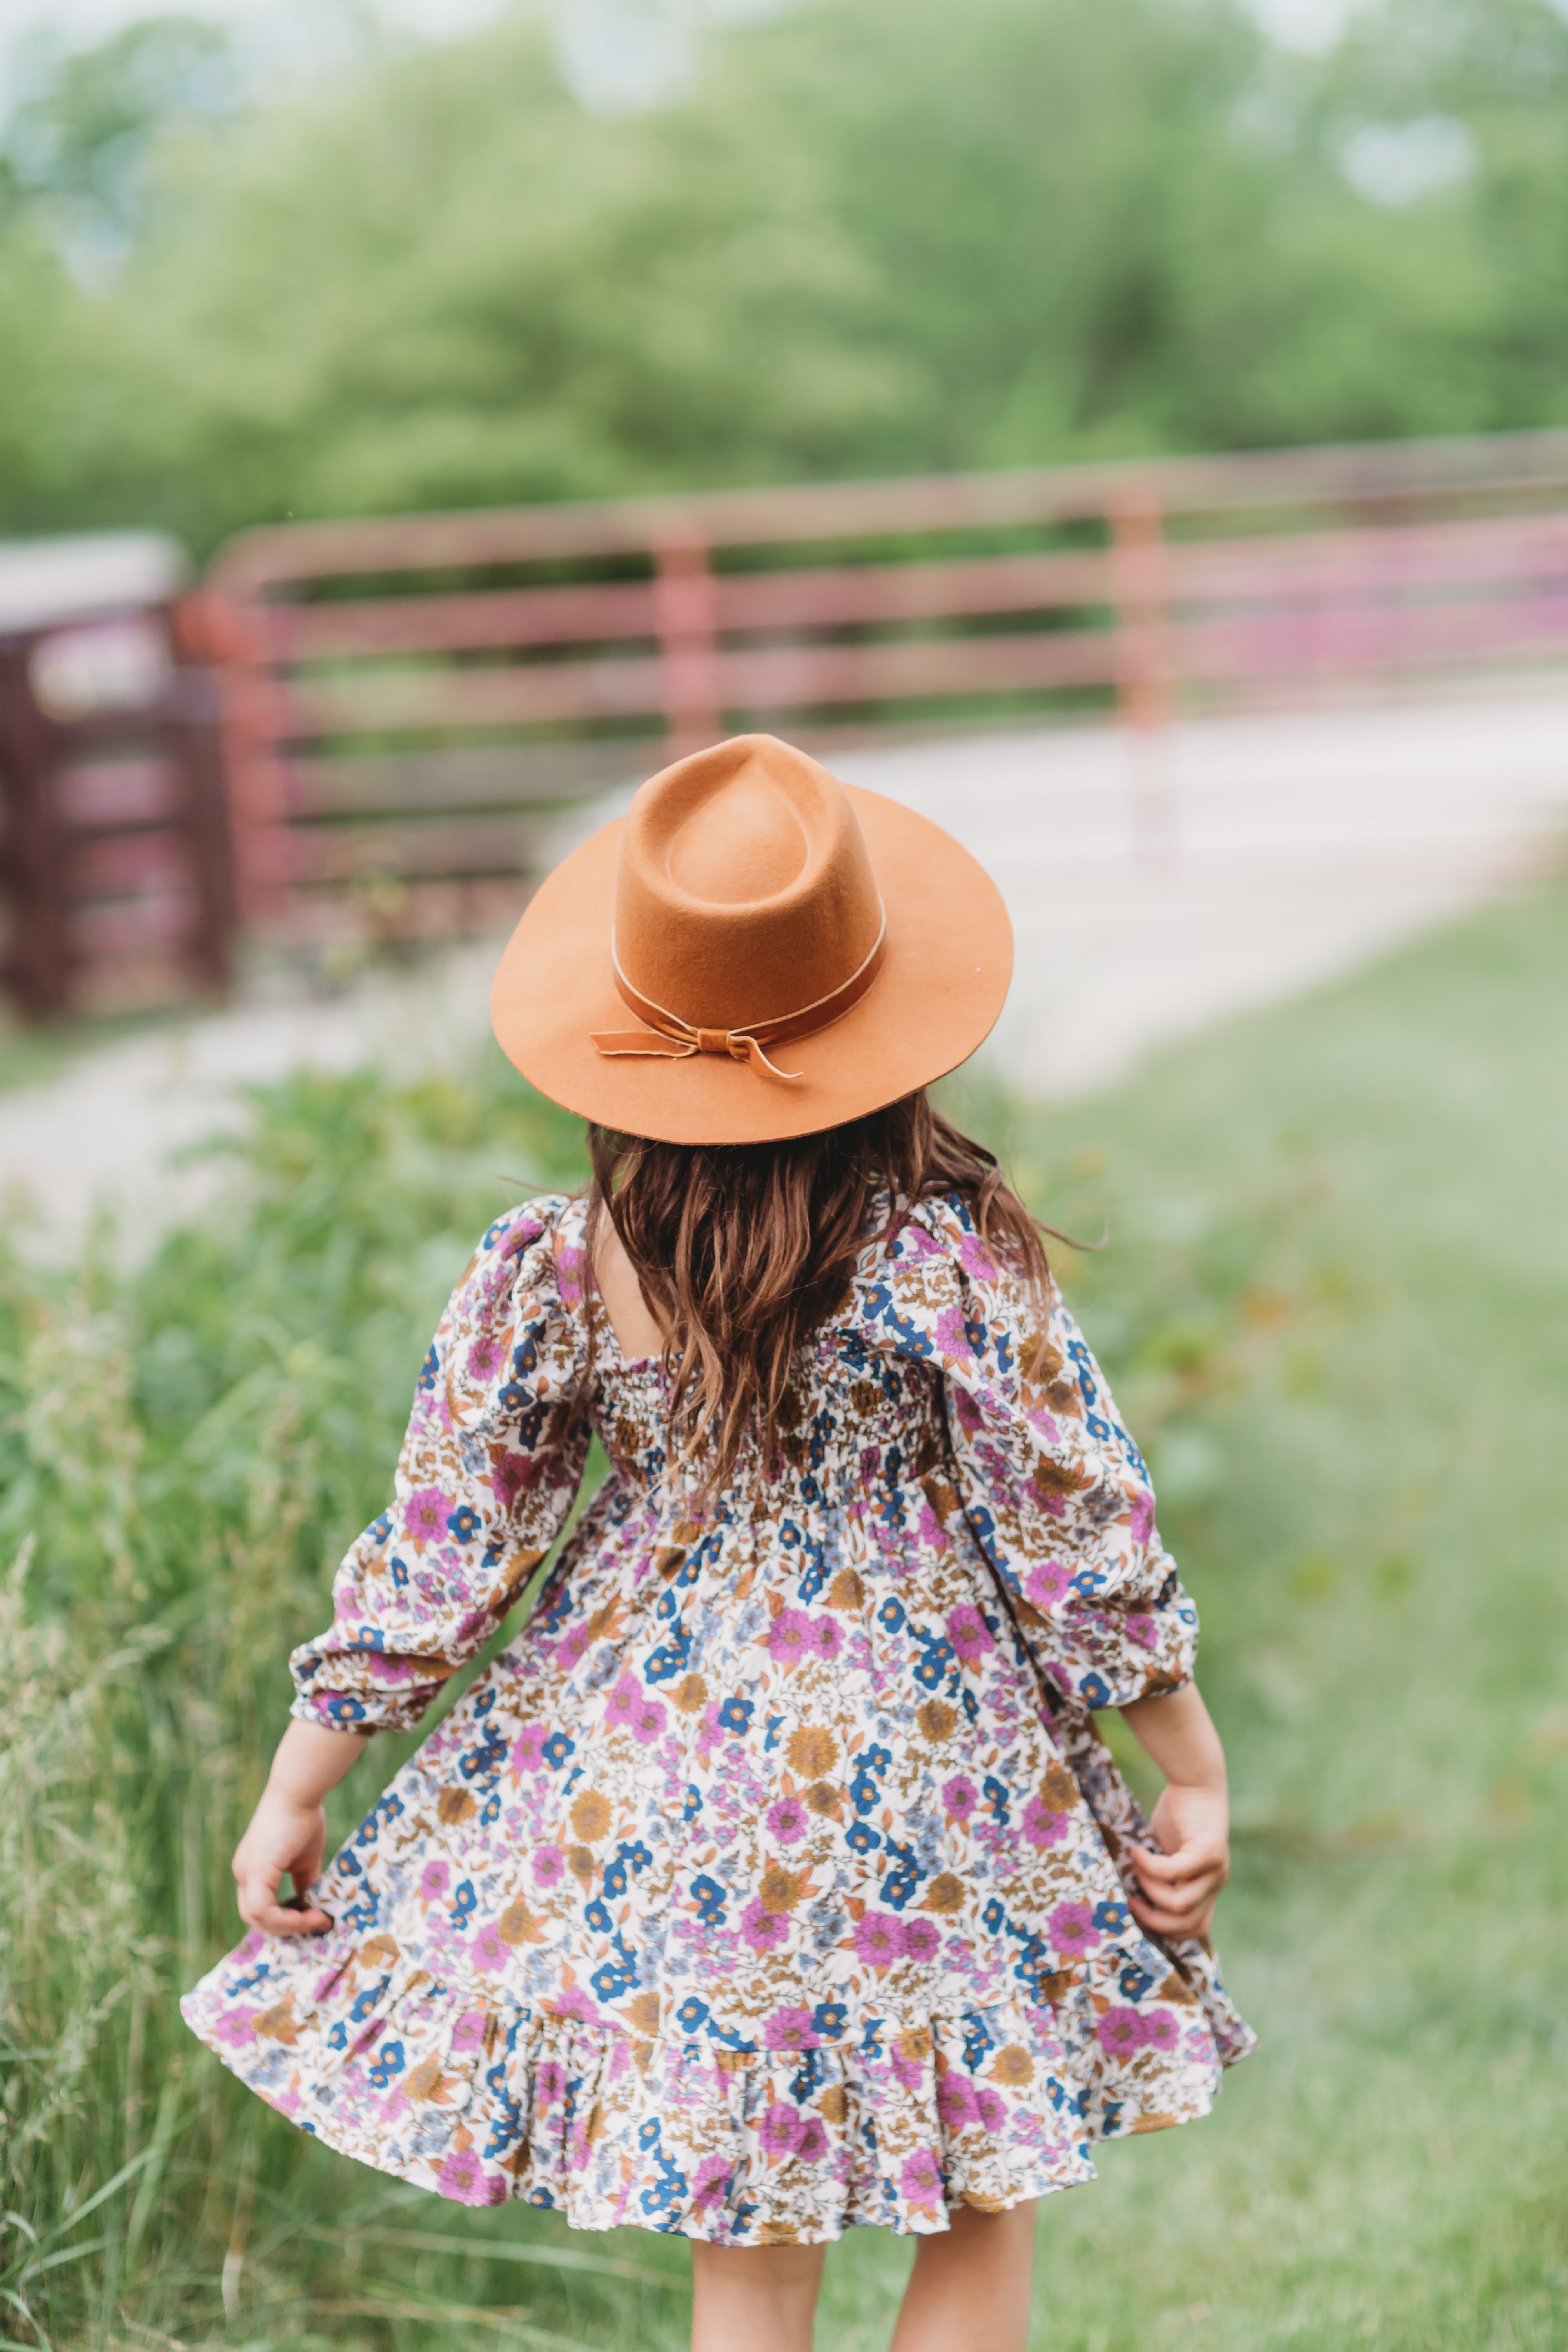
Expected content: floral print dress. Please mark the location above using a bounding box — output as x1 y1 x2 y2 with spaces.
182 1189 1254 2241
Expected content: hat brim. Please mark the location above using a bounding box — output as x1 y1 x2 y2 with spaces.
490 784 1012 1145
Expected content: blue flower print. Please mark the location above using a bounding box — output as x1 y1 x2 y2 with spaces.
368 2040 405 2089
449 1880 478 1929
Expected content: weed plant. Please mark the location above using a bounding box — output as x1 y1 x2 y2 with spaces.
4 884 1568 2347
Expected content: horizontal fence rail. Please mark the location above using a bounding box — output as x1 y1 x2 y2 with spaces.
199 428 1568 944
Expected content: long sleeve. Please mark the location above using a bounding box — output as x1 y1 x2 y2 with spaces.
290 1197 592 1735
860 1192 1196 1711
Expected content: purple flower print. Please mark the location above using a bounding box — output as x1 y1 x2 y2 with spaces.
1140 2008 1180 2052
899 2148 944 2204
465 1331 504 1383
957 1232 996 1283
534 2060 566 2109
510 1725 547 1774
766 1796 809 1845
451 2009 487 2053
900 1917 941 1965
418 1859 450 1903
767 1610 813 1668
552 1989 596 2024
936 2074 978 2130
1125 1613 1159 1651
470 1922 508 1974
950 1387 983 1435
402 1486 447 1550
490 1452 536 1512
794 2115 830 2163
973 2086 1006 2132
759 2102 802 2158
631 1693 667 1746
805 1617 844 1664
764 2005 817 2052
742 1900 791 1953
553 1237 585 1304
946 1604 995 1668
1096 2008 1147 2058
851 1912 904 1970
436 2145 499 2205
692 2153 732 2207
942 1775 978 1819
1022 1795 1071 1849
553 1626 592 1670
1024 1559 1073 1611
934 1305 971 1359
1048 1900 1101 1957
532 1846 566 1888
215 2008 258 2049
1128 1490 1155 1544
604 1677 642 1732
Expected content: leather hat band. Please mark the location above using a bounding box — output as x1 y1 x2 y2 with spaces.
591 907 888 1084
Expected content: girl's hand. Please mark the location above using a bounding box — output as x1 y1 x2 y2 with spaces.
230 1718 369 1936
1126 1781 1230 1941
233 1787 333 1937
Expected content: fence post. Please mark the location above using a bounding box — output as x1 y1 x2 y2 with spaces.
193 587 295 929
170 602 239 990
0 644 70 1017
653 535 723 758
1108 480 1177 864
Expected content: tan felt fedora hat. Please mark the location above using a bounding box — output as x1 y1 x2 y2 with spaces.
490 733 1011 1145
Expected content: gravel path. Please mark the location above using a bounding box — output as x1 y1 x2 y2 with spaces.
4 687 1565 1257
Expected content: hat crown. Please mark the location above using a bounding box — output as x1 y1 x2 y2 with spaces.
614 735 883 1031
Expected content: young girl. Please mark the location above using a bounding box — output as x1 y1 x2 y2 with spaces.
184 735 1253 2351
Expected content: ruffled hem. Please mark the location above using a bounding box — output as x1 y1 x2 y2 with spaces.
183 1948 1132 2241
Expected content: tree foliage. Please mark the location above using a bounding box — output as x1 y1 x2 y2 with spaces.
0 0 1566 553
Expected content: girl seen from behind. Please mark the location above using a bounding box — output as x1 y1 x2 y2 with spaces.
184 735 1254 2350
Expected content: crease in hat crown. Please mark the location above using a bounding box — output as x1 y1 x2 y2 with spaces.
610 735 885 1033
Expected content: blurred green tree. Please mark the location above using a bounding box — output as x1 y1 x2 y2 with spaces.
3 13 239 257
0 0 1565 552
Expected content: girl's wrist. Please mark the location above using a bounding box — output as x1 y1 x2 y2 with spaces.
264 1720 368 1809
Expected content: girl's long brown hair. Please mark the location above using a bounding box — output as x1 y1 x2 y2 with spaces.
584 1089 1051 1496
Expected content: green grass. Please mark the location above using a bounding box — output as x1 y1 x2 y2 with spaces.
5 879 1568 2348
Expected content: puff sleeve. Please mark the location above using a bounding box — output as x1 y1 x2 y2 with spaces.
289 1197 592 1735
861 1192 1197 1711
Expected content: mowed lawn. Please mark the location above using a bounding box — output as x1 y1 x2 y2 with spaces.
4 877 1566 2351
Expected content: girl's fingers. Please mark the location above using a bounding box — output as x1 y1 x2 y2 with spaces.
1129 1840 1224 1886
239 1887 332 1934
236 1857 332 1936
1129 1892 1215 1938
